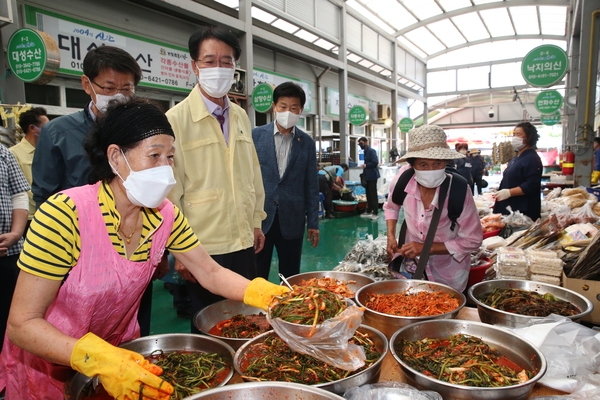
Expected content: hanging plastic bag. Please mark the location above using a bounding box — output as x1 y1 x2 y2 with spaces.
570 202 599 224
268 301 365 371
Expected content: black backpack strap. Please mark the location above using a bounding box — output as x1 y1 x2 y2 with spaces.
391 168 414 206
445 169 467 231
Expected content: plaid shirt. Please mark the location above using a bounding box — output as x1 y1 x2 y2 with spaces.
0 144 31 256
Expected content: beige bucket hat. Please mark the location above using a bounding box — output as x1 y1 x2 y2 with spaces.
399 124 464 162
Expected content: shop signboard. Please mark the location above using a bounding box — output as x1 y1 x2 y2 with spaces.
252 67 312 112
540 112 561 126
535 90 563 114
24 5 195 93
521 44 568 88
327 88 370 117
251 83 274 113
399 117 413 133
348 105 367 125
7 28 60 84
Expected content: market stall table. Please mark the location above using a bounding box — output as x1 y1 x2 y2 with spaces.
227 307 567 398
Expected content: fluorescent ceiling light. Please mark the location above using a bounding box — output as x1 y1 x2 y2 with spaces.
294 29 319 43
347 53 363 63
369 64 384 73
251 7 276 24
314 38 335 50
214 0 239 8
271 19 300 34
358 59 374 68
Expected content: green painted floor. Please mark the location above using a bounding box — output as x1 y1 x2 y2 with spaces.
149 213 388 335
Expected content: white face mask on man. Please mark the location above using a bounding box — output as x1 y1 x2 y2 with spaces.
111 150 176 209
275 111 300 129
414 169 447 189
196 66 235 98
87 77 127 114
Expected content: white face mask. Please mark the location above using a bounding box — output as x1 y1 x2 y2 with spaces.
111 151 176 208
275 111 300 130
414 169 447 189
511 136 525 151
196 66 235 98
87 78 127 114
459 149 467 155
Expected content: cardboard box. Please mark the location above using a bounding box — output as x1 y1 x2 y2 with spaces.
562 272 600 324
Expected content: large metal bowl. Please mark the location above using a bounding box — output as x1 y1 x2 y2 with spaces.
194 299 268 350
284 271 375 298
183 381 345 399
233 325 388 395
390 319 547 400
468 279 594 328
64 334 235 400
355 280 466 339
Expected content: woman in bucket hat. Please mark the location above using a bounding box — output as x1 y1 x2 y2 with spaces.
383 124 482 292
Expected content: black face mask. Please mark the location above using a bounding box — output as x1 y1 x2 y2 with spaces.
359 143 365 149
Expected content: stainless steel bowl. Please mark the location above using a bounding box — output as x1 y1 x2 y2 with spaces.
468 279 594 328
183 381 345 399
390 319 547 400
64 334 235 400
233 325 388 395
194 299 268 350
285 271 375 298
355 280 466 339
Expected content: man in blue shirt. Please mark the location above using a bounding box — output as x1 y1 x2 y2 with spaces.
358 137 380 220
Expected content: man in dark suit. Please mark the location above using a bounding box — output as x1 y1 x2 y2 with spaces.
252 82 320 279
359 137 380 220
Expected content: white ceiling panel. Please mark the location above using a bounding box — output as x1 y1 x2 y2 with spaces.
452 12 490 42
427 19 466 48
540 6 567 36
437 0 471 12
401 0 443 20
510 6 540 35
479 8 514 37
404 27 446 55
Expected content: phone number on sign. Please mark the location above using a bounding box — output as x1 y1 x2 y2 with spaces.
143 75 180 86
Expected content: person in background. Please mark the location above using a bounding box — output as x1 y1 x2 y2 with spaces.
0 145 29 357
493 122 543 221
10 107 49 233
358 137 380 220
454 143 473 190
469 148 486 195
0 99 287 400
166 26 266 333
384 125 482 293
252 81 319 280
593 137 600 184
318 163 348 218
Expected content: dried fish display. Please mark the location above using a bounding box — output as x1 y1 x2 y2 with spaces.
566 230 600 280
334 236 394 281
491 141 515 165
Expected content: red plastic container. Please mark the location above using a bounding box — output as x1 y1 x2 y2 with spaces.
482 229 501 239
468 257 493 288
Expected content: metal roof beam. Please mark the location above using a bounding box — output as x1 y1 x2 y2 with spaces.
426 34 566 60
392 0 570 37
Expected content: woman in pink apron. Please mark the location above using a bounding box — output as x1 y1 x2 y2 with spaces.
0 99 286 400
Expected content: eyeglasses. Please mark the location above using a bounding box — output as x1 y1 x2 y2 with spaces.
91 80 135 96
195 57 236 69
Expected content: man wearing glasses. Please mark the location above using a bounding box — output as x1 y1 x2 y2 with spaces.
167 26 266 333
32 46 141 208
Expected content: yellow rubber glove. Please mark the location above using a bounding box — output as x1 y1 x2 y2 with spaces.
243 277 290 310
70 333 174 400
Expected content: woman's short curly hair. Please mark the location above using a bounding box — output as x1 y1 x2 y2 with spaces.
515 122 539 147
84 97 174 183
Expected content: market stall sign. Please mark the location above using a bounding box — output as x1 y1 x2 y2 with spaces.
348 105 367 126
7 28 60 84
251 83 274 113
535 90 563 114
521 44 568 88
399 117 413 133
253 67 312 113
540 112 561 126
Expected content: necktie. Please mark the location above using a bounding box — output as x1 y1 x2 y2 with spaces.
214 111 225 133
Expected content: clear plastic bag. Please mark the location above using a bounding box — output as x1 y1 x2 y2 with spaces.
344 382 442 400
570 202 599 224
268 303 366 371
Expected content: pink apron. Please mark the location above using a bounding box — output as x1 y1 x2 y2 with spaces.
0 182 174 399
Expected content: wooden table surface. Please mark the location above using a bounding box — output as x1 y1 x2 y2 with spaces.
229 307 567 398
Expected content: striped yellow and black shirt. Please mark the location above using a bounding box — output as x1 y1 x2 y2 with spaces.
18 182 199 280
